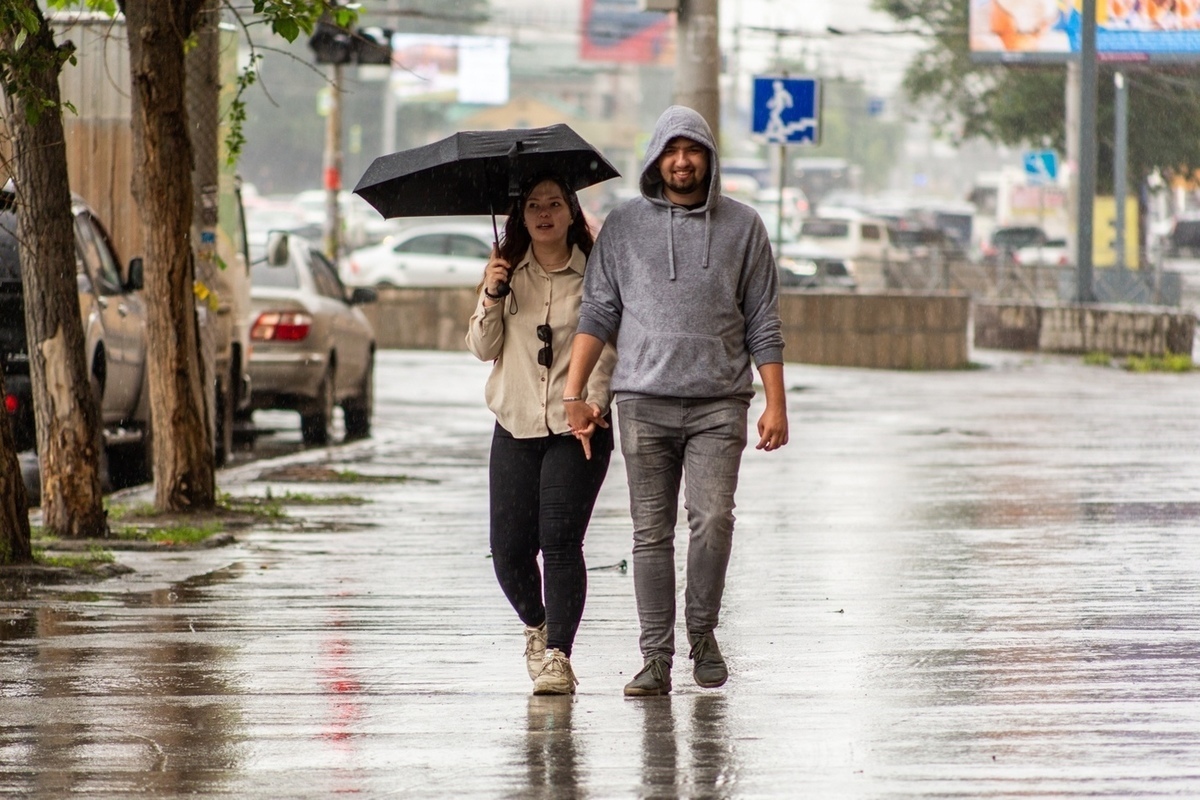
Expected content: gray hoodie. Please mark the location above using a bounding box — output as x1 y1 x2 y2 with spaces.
576 105 784 401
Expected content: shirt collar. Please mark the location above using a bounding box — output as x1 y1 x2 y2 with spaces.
518 245 584 276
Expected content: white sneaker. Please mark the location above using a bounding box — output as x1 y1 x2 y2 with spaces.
524 622 547 679
533 649 578 695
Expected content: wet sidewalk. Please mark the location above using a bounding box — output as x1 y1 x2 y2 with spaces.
3 348 1200 797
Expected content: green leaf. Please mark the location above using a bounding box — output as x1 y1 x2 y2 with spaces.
274 17 300 43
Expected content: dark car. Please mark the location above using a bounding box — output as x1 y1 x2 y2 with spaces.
1 184 152 481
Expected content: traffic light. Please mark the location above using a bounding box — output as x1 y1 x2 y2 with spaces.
354 27 393 66
309 21 393 66
309 19 353 65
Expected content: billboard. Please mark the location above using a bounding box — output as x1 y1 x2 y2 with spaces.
389 34 510 105
969 0 1200 62
580 0 675 64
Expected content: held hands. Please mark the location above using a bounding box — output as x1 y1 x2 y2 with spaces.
566 400 607 460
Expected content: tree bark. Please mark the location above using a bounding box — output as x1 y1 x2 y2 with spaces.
124 0 216 512
1 2 108 538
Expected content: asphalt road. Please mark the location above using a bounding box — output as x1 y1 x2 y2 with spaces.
3 348 1200 797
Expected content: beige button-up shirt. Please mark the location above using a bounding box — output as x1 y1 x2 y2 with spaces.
466 245 616 439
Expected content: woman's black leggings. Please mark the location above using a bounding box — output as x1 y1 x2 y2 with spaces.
489 419 613 657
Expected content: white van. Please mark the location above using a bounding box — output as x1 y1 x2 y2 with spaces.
795 213 903 284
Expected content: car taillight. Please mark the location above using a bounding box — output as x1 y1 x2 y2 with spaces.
251 311 313 341
3 393 16 415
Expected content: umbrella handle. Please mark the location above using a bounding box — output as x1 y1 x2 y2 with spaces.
489 207 511 298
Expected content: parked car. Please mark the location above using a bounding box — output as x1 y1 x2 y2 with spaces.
247 232 377 445
342 221 494 288
1166 216 1200 257
775 244 857 290
980 225 1047 262
794 213 906 277
0 182 152 483
1013 238 1069 267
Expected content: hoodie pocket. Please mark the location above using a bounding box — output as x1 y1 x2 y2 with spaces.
625 330 743 396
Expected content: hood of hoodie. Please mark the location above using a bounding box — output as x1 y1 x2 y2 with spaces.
635 106 721 279
638 105 722 210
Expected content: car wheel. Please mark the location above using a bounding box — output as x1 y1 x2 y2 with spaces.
342 353 374 441
301 364 335 446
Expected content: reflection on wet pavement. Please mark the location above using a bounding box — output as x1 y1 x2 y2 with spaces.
2 350 1200 796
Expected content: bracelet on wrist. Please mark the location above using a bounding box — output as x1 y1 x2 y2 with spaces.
483 287 502 300
562 396 583 403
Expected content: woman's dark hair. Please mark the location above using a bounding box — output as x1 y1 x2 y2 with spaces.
497 174 594 266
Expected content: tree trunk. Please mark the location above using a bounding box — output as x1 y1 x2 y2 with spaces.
124 0 216 512
1 2 108 538
0 370 32 564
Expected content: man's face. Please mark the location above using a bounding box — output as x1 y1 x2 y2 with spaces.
657 137 709 198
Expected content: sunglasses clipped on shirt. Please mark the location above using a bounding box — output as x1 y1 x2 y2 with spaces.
537 324 553 368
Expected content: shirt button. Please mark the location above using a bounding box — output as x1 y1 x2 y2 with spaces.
540 376 546 382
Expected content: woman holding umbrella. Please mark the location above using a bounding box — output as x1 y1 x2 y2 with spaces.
466 174 617 695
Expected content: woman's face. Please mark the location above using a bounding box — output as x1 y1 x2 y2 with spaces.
523 180 573 251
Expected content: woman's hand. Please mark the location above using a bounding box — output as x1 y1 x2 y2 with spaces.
482 247 511 302
570 402 606 460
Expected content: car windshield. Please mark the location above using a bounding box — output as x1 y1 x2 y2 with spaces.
992 228 1043 248
251 259 300 288
800 219 850 238
0 212 19 284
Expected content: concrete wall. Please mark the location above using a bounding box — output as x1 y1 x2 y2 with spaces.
974 302 1196 356
363 288 973 370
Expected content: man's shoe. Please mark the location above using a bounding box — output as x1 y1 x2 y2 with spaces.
623 657 672 697
524 622 547 679
533 649 578 695
688 631 728 688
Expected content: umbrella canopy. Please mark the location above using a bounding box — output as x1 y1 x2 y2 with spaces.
353 124 620 222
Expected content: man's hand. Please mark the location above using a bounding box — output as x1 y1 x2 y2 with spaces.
755 362 788 451
755 404 789 451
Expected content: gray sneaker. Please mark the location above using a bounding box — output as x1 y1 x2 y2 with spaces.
623 657 672 697
524 622 547 679
533 648 578 695
688 630 728 688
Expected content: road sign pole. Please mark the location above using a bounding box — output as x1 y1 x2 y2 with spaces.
1114 70 1128 271
776 144 785 249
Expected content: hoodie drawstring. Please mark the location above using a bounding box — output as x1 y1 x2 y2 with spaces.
702 206 711 271
667 205 677 281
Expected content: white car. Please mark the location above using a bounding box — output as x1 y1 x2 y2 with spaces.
342 221 496 288
1013 238 1069 267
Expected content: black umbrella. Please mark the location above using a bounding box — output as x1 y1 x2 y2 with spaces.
354 124 620 297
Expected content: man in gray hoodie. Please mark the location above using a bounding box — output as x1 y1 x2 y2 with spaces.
563 105 789 696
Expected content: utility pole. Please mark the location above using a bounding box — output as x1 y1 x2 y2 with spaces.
1076 0 1098 303
323 62 344 261
675 0 721 143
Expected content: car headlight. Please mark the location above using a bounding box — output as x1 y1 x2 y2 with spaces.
778 256 817 277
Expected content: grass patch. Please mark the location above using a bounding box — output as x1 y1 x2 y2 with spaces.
33 546 115 572
1123 354 1194 373
261 488 369 506
1083 351 1113 366
112 521 224 545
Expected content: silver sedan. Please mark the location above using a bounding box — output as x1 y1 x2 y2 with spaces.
247 232 377 445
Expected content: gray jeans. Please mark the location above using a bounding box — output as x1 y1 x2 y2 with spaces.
617 396 748 663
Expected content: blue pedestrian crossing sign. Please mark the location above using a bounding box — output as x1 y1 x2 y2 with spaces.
752 76 819 145
1023 150 1059 184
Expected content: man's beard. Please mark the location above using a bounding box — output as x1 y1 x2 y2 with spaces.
664 172 706 196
